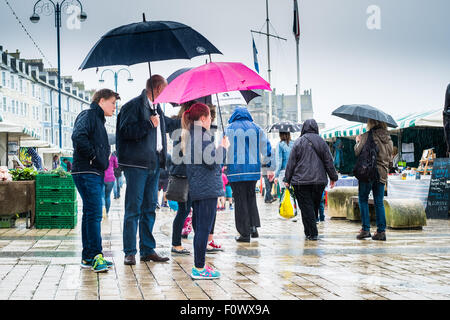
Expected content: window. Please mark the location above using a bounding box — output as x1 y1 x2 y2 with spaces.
10 75 15 90
2 97 6 112
44 107 51 122
19 79 23 93
44 128 51 142
32 84 36 98
20 102 23 116
1 72 6 87
9 99 14 113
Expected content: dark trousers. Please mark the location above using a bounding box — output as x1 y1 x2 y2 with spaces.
172 194 192 246
192 198 218 269
230 181 261 238
73 174 103 261
263 175 274 201
293 184 326 237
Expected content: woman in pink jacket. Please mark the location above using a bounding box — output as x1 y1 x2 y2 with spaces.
104 152 118 215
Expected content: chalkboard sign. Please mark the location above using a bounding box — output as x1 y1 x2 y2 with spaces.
426 158 450 219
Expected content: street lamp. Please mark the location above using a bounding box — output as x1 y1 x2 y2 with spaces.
99 68 133 115
30 0 87 149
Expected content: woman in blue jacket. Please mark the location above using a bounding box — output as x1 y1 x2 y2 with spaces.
182 103 229 280
274 132 295 199
225 107 274 242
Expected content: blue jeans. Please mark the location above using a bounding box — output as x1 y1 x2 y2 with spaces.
114 175 123 198
72 174 103 260
192 198 218 269
123 166 160 256
263 175 274 201
104 181 114 213
318 191 326 221
358 181 386 232
172 194 192 246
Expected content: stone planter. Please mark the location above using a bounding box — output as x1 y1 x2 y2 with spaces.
0 180 35 228
327 186 358 218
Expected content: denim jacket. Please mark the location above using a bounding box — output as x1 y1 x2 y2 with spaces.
275 140 294 178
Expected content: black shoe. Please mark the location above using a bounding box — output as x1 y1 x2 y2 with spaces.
235 236 251 243
140 252 169 262
181 234 189 239
124 255 136 265
251 230 259 238
372 231 386 241
356 229 372 240
306 235 318 241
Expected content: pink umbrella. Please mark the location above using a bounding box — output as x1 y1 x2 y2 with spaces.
154 62 271 105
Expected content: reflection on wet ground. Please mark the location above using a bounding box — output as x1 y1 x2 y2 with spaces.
0 191 449 300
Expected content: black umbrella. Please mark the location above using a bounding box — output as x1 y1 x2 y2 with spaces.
267 120 303 133
332 104 398 128
166 67 260 106
79 16 222 101
79 20 221 70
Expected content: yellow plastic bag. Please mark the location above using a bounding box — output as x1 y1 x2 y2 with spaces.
279 188 295 219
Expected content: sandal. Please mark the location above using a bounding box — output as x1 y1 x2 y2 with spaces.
171 247 190 255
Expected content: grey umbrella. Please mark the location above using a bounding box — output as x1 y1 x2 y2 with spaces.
332 104 398 128
267 120 302 133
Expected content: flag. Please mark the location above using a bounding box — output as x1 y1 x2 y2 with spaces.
252 37 259 73
293 0 300 40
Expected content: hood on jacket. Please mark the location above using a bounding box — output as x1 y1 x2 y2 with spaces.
301 119 319 135
228 107 254 123
371 127 391 144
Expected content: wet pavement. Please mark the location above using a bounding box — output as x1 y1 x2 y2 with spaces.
0 189 449 300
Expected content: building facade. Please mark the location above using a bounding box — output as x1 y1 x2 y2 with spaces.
0 46 117 168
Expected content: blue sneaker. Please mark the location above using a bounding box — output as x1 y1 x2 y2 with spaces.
191 265 221 280
91 254 109 273
81 258 113 269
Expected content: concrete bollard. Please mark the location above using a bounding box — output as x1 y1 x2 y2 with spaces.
384 198 427 229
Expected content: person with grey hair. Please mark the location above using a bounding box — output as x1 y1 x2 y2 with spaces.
116 75 181 265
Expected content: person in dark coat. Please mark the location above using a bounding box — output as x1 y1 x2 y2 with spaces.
225 107 274 242
72 88 120 272
182 103 229 280
443 83 450 156
116 75 181 265
284 119 338 241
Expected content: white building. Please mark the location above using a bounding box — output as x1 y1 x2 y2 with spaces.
0 46 114 169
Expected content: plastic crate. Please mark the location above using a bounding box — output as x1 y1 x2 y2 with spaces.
36 188 77 202
0 215 16 228
36 201 77 216
36 174 75 189
35 214 77 229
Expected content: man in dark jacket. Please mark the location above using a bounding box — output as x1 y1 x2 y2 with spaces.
116 75 181 265
284 119 338 241
72 88 120 272
443 84 450 156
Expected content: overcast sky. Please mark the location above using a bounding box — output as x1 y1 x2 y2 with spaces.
1 0 449 128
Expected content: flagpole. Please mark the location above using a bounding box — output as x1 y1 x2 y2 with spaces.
266 0 272 126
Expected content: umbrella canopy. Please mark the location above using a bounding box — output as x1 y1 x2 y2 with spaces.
154 62 271 105
331 104 398 128
166 67 260 105
79 21 222 70
267 120 302 133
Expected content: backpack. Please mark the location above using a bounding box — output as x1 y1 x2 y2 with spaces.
353 130 379 182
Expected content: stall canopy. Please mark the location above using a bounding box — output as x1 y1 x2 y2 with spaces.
321 108 443 140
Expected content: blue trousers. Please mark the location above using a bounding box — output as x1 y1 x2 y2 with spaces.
123 166 160 256
192 198 217 269
104 181 114 213
73 174 103 260
358 181 386 232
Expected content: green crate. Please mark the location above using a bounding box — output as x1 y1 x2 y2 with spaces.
36 201 77 216
36 174 75 190
0 216 16 228
35 214 77 229
36 188 77 202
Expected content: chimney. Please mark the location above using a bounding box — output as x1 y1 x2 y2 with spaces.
10 49 20 59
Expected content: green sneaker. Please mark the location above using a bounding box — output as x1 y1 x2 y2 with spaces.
91 254 109 273
81 258 113 269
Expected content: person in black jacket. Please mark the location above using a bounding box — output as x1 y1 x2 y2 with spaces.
443 84 450 156
117 75 181 265
71 88 120 272
284 119 338 241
